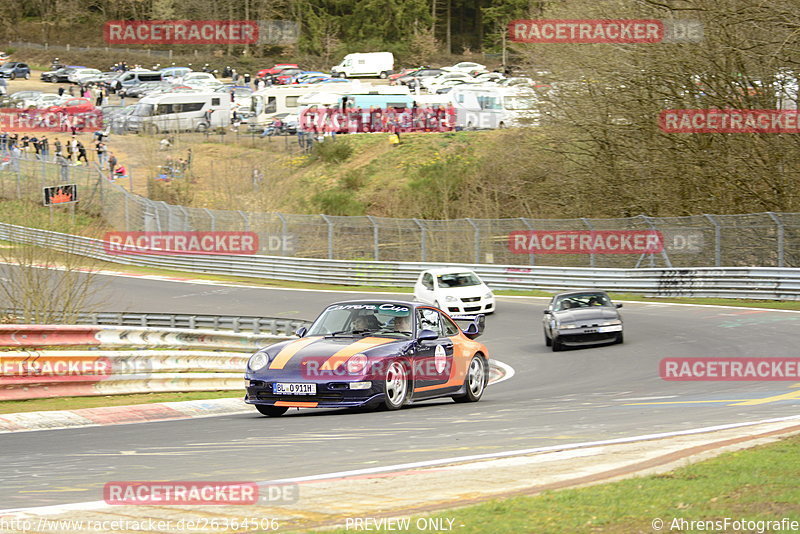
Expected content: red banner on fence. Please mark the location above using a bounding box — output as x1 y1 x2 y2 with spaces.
104 20 259 44
508 230 664 254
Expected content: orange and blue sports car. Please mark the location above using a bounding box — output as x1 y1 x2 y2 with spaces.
245 300 489 417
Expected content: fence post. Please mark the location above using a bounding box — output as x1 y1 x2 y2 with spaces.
321 214 334 259
239 210 250 231
277 213 288 256
639 214 672 268
581 218 596 268
520 218 536 266
766 212 785 267
124 194 130 232
366 215 379 261
413 218 426 262
703 214 721 267
466 218 480 264
204 208 216 231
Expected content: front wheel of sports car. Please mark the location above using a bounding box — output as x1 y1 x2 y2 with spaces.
615 332 624 344
552 336 564 352
382 360 408 410
453 355 486 403
255 405 289 417
544 327 552 346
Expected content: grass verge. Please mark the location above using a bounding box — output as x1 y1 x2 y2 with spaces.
0 390 241 414
311 433 800 534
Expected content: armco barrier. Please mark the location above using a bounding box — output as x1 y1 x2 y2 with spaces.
0 325 292 350
0 309 310 336
2 222 800 299
0 325 294 400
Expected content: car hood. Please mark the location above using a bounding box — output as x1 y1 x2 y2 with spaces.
250 335 409 376
435 285 489 298
553 307 619 325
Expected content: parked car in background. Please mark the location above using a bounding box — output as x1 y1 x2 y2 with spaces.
394 68 446 86
8 91 43 107
0 62 31 79
41 66 82 82
441 62 486 75
160 67 192 81
52 66 88 83
69 68 102 84
257 64 300 79
413 268 495 314
420 71 475 91
542 290 624 351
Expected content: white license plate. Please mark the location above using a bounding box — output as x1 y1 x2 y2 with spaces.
274 383 316 395
597 325 623 333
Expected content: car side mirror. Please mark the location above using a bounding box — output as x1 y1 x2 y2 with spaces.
543 309 552 315
295 326 307 337
417 329 438 342
616 303 623 308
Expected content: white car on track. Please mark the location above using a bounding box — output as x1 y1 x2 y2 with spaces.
413 268 495 314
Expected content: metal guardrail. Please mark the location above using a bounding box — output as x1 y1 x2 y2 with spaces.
2 222 800 299
1 309 311 335
0 324 294 401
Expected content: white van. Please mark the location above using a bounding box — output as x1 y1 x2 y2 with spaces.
248 82 364 127
114 69 164 89
331 52 394 79
449 85 540 129
127 92 231 133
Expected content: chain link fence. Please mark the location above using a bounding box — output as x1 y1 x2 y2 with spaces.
0 153 797 268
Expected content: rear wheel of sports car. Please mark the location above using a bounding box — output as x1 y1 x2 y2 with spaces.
255 405 289 417
453 355 486 403
382 360 408 410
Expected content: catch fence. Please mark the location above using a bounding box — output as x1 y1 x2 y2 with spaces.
1 154 798 267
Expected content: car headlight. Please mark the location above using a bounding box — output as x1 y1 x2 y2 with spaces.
445 296 458 303
484 291 493 299
558 324 578 329
600 320 622 326
346 353 368 374
248 352 269 371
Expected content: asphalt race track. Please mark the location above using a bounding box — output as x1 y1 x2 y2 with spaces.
2 270 800 509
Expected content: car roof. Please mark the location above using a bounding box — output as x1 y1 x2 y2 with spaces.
553 289 611 298
423 267 479 276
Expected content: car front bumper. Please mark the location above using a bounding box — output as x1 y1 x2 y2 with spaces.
556 325 621 345
245 379 383 408
445 297 495 314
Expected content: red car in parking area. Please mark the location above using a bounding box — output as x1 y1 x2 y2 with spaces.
256 64 300 79
48 97 95 114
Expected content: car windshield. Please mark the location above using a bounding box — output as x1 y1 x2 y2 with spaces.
556 293 612 310
437 272 482 288
307 303 413 337
131 103 154 117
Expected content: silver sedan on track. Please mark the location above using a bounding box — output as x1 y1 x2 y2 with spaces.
542 290 623 351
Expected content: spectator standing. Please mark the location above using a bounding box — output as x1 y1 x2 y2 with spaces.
107 152 118 175
96 141 108 168
54 138 62 157
57 153 70 181
76 141 89 164
243 73 251 86
40 135 49 159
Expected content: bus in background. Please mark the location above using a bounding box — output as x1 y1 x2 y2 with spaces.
449 85 540 129
126 92 231 134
